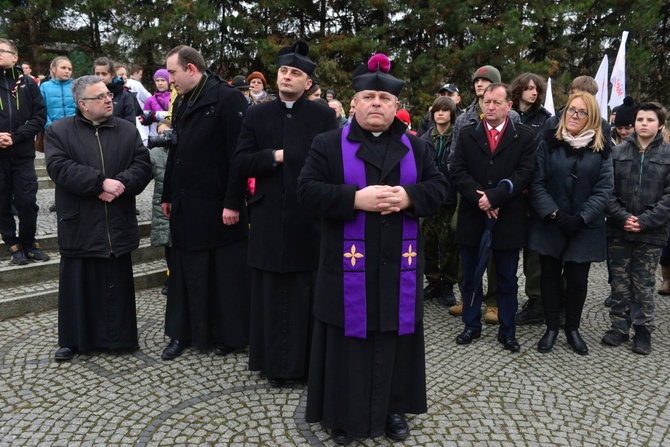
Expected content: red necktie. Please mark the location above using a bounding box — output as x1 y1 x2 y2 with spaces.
490 128 499 152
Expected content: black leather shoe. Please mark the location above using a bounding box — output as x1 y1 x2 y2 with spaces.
565 330 588 355
456 329 481 345
268 378 286 388
497 334 521 352
537 329 559 353
385 413 410 441
213 345 235 356
331 428 352 445
54 347 75 361
161 339 190 360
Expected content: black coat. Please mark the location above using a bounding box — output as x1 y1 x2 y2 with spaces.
235 95 338 273
515 104 551 140
449 119 536 249
0 65 46 159
107 80 139 125
162 72 249 251
44 111 152 258
297 118 448 331
528 134 613 262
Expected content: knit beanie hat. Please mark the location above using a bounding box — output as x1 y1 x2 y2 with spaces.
614 96 636 127
247 71 267 87
472 65 502 84
154 69 170 82
396 109 411 125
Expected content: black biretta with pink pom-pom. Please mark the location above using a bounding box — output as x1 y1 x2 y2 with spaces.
352 53 404 96
277 40 316 76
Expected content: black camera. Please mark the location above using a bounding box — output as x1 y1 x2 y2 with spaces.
147 129 178 148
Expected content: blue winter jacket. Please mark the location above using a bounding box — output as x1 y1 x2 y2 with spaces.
39 78 76 128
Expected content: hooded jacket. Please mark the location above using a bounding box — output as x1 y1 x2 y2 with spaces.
606 133 670 245
39 77 76 128
0 64 46 159
107 78 140 124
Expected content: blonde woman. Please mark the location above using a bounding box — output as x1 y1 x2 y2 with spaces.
528 92 614 355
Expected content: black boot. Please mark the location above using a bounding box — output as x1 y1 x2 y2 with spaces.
423 280 442 300
537 328 558 353
437 282 457 307
516 298 545 325
632 325 651 355
565 329 588 355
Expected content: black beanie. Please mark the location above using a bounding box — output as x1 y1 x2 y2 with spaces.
614 96 636 127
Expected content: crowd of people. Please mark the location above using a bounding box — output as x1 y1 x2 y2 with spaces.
2 35 670 445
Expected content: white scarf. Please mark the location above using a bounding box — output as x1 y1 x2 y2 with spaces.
561 129 595 148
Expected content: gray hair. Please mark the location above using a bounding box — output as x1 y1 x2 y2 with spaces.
328 99 344 113
72 75 104 103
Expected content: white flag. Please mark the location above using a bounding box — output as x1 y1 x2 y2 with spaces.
544 77 555 116
595 55 609 120
609 31 629 109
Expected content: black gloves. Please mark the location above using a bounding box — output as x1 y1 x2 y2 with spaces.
555 212 584 237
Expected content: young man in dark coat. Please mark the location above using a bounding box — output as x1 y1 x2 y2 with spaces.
160 45 251 360
298 54 448 445
45 75 152 360
510 72 552 326
0 38 49 265
449 83 536 352
235 41 338 387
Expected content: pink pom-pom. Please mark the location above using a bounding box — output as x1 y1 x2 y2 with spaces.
368 54 391 73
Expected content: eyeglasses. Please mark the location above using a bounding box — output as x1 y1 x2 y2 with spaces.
81 92 114 101
0 49 16 55
567 107 588 119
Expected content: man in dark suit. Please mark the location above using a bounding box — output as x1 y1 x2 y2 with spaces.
234 41 338 387
449 83 536 352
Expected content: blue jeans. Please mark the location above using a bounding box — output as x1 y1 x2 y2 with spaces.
0 158 38 250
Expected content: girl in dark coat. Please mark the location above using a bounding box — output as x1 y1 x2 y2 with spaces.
528 92 613 355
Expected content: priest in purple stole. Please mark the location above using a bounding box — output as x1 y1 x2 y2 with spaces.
298 54 448 445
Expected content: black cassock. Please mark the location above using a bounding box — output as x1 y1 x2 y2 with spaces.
58 254 138 352
297 119 448 438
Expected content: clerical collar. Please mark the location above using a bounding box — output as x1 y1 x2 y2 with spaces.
283 100 296 109
372 131 382 137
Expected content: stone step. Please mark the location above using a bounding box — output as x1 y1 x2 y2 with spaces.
0 221 153 254
0 237 164 289
38 177 54 189
0 259 167 320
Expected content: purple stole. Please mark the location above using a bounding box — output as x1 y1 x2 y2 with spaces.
341 124 418 339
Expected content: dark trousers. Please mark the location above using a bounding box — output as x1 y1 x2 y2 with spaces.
539 256 590 331
0 158 38 249
461 246 519 337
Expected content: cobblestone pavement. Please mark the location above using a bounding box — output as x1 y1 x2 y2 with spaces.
2 260 670 446
3 155 669 446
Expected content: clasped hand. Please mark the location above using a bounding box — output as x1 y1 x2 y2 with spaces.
354 185 411 215
476 190 498 219
98 178 125 202
624 215 641 233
